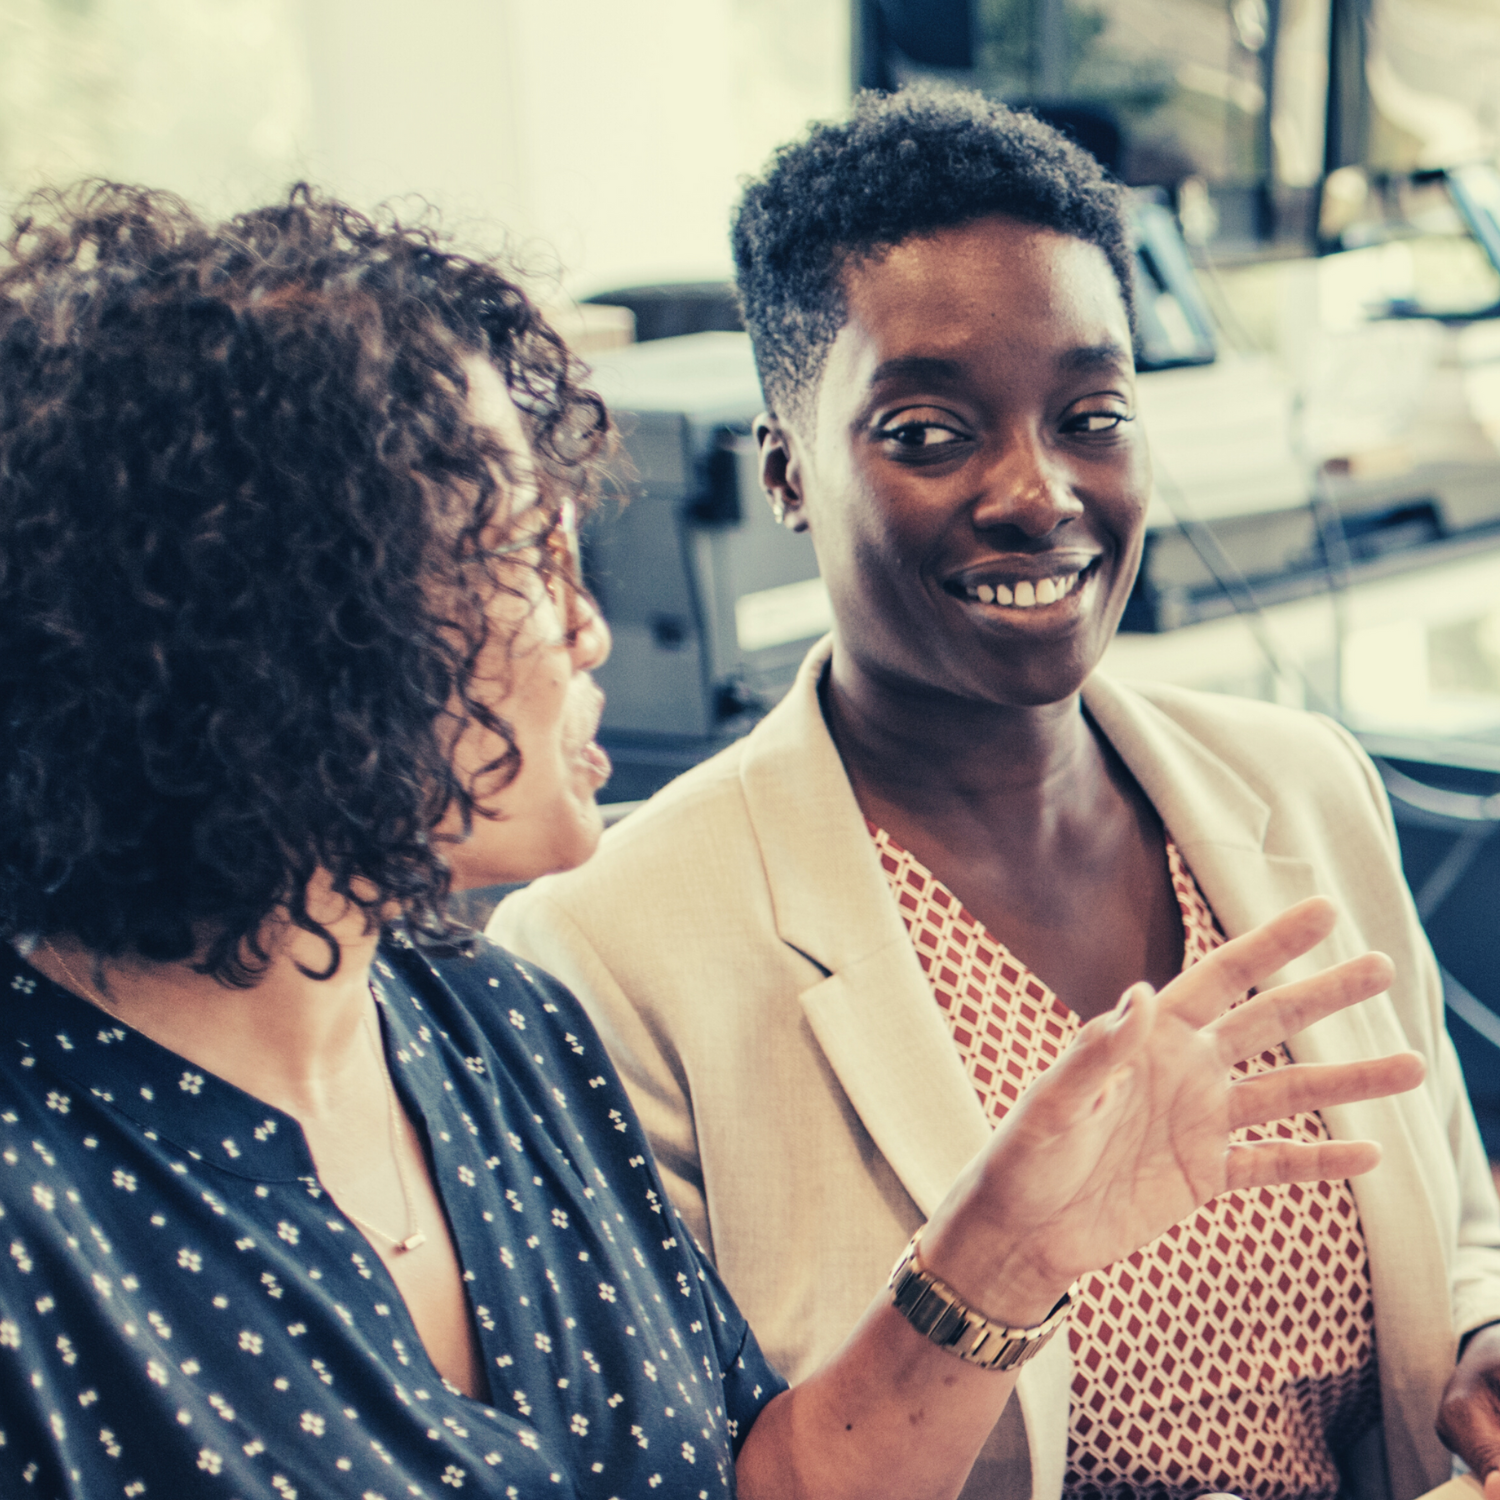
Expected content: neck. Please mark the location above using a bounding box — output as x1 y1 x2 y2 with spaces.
824 646 1099 821
31 897 382 1123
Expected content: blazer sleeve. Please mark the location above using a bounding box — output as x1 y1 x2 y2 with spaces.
488 886 719 1264
1318 712 1500 1342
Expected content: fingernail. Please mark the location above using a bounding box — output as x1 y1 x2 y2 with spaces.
1114 984 1138 1019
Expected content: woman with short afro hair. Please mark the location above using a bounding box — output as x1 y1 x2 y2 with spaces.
496 88 1500 1500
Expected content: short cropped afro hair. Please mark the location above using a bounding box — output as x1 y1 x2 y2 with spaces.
732 87 1133 421
0 182 607 983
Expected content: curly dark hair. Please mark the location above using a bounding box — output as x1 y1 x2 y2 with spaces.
731 87 1134 421
0 182 608 983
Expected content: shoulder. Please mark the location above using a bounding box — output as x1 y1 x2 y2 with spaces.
1092 676 1388 823
1104 675 1358 754
378 932 617 1096
602 734 757 859
501 735 765 933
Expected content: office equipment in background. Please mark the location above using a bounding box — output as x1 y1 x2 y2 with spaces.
579 331 822 800
1127 165 1500 633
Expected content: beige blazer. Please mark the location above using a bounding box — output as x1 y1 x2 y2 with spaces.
493 639 1500 1500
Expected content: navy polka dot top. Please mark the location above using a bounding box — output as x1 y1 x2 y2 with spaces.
0 933 785 1498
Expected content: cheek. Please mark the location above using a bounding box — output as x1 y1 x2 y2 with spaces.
493 653 571 771
1092 447 1152 552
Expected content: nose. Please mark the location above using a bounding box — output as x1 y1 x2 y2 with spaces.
972 431 1084 540
567 588 611 671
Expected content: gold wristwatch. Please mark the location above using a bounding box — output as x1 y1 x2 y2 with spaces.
888 1229 1073 1372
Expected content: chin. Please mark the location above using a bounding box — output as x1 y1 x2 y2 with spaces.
540 807 606 878
987 635 1109 706
449 800 605 890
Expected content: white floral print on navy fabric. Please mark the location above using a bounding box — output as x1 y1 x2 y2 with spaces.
0 935 782 1498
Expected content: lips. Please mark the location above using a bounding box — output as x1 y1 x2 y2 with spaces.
572 685 611 783
579 739 612 781
945 558 1100 611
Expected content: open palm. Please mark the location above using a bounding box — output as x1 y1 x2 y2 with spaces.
924 898 1423 1324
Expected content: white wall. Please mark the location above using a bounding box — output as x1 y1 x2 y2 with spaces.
0 0 850 299
0 0 311 219
304 0 849 293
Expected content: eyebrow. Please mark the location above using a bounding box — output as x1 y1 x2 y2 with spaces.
1059 341 1134 373
867 354 965 386
867 342 1133 389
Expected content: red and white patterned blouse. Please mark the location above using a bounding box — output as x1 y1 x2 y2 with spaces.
870 824 1380 1500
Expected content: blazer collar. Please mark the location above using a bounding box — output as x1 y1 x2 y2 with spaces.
736 650 1341 1209
1081 674 1270 853
1081 673 1350 983
744 653 1316 970
738 637 901 974
739 639 991 1212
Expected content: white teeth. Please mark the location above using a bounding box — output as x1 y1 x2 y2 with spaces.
963 570 1084 607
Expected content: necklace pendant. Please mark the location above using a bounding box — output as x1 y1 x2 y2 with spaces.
397 1231 427 1253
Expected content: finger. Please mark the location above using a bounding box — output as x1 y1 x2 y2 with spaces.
1435 1330 1500 1491
1225 1052 1425 1130
1224 1136 1382 1189
1158 897 1338 1029
1209 951 1396 1064
1437 1398 1500 1500
1023 982 1156 1125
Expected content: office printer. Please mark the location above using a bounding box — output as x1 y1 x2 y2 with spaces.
580 333 816 800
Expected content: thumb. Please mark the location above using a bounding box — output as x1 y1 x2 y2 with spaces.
1484 1467 1500 1500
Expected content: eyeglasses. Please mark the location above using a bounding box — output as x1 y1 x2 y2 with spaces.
482 496 584 612
484 495 580 582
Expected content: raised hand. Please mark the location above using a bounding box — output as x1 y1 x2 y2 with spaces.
921 896 1425 1326
738 897 1427 1500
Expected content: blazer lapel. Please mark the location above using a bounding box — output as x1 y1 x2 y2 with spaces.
1084 673 1325 962
741 642 1070 1500
738 640 991 1218
1086 673 1455 1496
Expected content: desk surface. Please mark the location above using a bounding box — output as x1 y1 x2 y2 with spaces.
1420 1476 1483 1500
1105 541 1500 740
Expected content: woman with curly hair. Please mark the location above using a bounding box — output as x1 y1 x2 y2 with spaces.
0 181 1415 1500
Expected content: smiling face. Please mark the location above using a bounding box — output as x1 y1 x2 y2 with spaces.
765 214 1150 712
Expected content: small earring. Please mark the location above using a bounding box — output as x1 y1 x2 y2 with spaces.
771 497 786 525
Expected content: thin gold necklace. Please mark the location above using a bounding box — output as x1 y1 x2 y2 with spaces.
43 938 425 1254
43 936 119 1014
339 1005 427 1255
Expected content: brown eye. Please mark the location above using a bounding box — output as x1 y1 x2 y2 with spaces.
876 410 971 451
1066 410 1132 435
887 423 962 447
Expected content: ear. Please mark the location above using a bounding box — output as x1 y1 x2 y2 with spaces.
754 412 809 533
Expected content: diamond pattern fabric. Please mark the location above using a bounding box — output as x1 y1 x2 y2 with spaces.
870 825 1379 1500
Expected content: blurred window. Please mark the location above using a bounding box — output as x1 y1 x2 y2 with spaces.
1319 167 1500 320
975 0 1269 186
